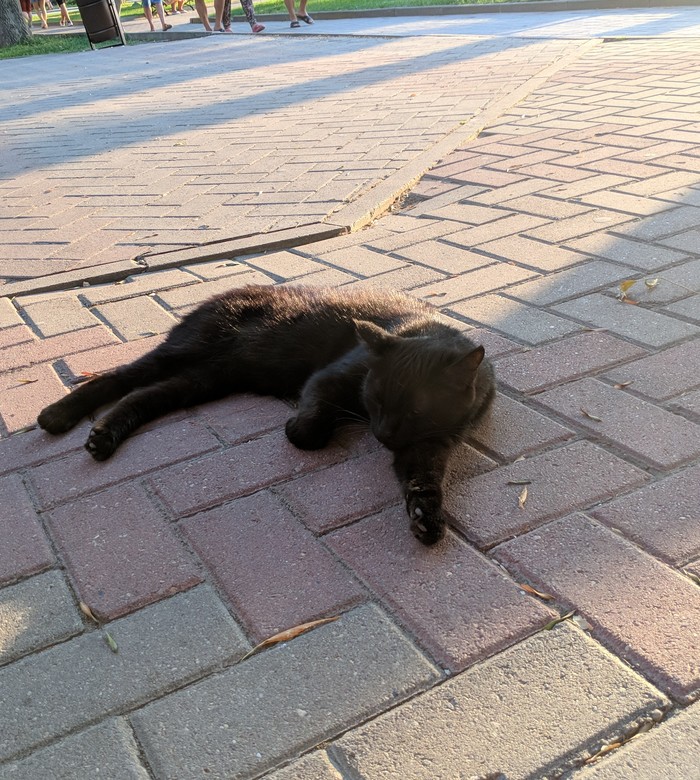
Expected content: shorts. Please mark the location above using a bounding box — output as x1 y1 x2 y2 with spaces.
20 0 32 12
142 0 162 6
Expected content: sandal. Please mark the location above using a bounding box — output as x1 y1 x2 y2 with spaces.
252 22 265 32
290 20 300 27
297 14 313 24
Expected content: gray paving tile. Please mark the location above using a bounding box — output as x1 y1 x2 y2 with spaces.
331 624 668 780
0 718 149 780
0 586 248 762
0 570 82 664
131 604 438 780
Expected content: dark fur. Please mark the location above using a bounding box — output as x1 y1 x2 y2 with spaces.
38 285 495 544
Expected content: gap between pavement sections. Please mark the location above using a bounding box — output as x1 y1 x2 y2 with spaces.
1 37 598 301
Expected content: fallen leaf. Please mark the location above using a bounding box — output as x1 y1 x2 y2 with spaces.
518 486 528 510
519 583 554 601
79 601 99 624
571 614 592 631
622 298 639 305
241 617 339 660
424 292 447 298
507 479 532 485
103 632 118 653
580 407 602 422
543 609 576 631
644 278 659 289
17 378 38 385
614 381 633 390
11 424 38 436
619 279 637 294
685 571 700 586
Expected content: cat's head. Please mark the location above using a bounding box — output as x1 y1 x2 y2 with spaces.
356 320 486 452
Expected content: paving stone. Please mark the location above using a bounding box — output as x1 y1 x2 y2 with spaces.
450 293 580 344
0 297 23 328
462 325 522 358
0 586 249 763
93 295 178 341
28 418 221 510
591 464 700 566
327 507 554 672
660 228 700 254
524 210 634 244
536 378 700 470
614 205 700 241
411 262 537 306
79 269 198 305
46 482 203 620
564 233 690 271
195 395 292 445
665 294 700 323
571 703 700 780
155 271 274 310
59 333 165 379
0 323 33 349
265 751 342 780
669 387 700 419
0 718 150 780
495 514 700 702
2 325 118 371
552 293 699 348
477 233 587 272
0 474 54 585
390 240 495 275
655 257 700 292
180 490 365 641
604 339 700 401
331 624 668 780
20 295 98 337
318 246 406 277
0 363 69 435
130 604 439 780
0 570 82 664
494 331 647 394
468 391 574 462
274 449 400 533
445 440 648 549
505 260 632 306
346 263 445 293
149 429 347 517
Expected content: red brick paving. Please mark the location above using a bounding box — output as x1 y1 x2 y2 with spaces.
495 514 700 702
326 505 555 672
46 482 202 620
180 491 366 642
2 30 700 778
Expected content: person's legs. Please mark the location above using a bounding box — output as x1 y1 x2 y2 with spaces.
213 0 224 29
194 0 211 30
143 0 156 30
283 0 296 23
222 0 231 31
36 0 48 28
238 0 263 31
152 0 172 30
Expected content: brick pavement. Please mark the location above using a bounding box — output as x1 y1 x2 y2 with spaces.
1 23 700 780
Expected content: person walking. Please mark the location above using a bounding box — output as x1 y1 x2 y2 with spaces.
284 0 312 28
142 0 172 31
213 0 264 33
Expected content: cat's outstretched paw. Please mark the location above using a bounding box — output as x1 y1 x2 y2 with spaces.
38 400 82 435
285 416 331 450
85 424 120 461
406 491 445 546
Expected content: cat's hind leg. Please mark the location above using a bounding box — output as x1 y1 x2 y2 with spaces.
85 370 226 460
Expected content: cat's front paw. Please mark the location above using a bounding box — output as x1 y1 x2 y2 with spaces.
85 424 120 461
285 416 331 451
406 490 445 546
38 399 82 435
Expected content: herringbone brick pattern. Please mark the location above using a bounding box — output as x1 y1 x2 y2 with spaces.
0 34 699 780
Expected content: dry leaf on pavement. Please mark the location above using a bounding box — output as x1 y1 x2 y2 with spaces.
580 407 603 422
543 609 576 631
103 632 118 653
518 486 528 510
519 583 554 601
242 617 339 660
614 381 633 390
79 601 99 624
644 278 659 289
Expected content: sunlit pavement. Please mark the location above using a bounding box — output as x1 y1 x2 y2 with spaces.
1 7 699 778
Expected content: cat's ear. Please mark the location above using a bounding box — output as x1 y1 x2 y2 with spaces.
354 320 400 354
446 345 485 384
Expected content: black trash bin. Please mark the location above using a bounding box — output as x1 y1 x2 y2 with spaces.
75 0 126 48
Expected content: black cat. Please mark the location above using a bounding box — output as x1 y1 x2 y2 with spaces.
38 285 495 544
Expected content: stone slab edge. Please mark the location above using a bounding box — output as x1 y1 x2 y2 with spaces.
325 37 599 233
1 39 595 299
227 0 700 23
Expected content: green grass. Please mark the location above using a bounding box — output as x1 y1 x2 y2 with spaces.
0 34 92 59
